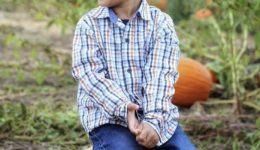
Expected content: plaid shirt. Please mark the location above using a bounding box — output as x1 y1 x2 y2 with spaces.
71 0 180 146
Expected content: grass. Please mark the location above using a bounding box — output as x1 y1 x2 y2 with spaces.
0 101 90 149
0 100 259 149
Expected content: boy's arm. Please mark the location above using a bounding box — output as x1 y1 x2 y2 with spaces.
71 17 132 123
142 14 180 145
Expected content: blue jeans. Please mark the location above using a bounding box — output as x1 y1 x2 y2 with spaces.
88 123 197 150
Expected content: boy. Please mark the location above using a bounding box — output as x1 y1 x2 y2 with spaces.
71 0 196 149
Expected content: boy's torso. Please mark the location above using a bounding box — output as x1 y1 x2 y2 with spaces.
76 0 177 134
80 2 169 102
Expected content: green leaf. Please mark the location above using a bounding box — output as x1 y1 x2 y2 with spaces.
206 61 223 74
33 70 47 85
256 117 260 129
255 32 260 49
16 69 26 81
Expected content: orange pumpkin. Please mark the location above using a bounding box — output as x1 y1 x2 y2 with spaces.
172 57 214 107
209 69 219 83
195 8 213 20
147 0 168 11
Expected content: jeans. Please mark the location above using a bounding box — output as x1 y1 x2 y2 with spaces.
88 123 197 150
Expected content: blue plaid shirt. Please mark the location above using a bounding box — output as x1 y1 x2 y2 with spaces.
71 0 180 146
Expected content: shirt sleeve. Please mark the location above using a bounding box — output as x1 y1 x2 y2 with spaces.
71 17 132 124
141 14 181 146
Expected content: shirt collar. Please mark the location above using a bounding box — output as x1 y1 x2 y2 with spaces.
92 0 151 22
136 0 151 21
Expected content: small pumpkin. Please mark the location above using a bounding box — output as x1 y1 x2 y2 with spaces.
172 57 214 107
147 0 168 11
195 8 213 20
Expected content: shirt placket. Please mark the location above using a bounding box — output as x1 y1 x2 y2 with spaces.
120 19 142 106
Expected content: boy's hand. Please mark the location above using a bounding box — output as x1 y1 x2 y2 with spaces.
127 103 141 135
127 103 159 148
136 122 159 149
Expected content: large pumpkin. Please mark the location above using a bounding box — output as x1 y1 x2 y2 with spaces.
147 0 168 11
172 57 214 107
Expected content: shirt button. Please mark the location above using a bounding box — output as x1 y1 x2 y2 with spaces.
127 68 131 73
125 38 129 43
105 73 110 79
96 50 102 56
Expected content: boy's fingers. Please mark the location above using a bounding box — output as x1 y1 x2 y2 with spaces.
136 126 148 143
128 111 140 135
144 123 159 143
144 124 159 148
129 126 137 135
135 123 158 148
127 103 139 111
150 136 159 148
135 122 143 135
129 121 138 135
138 134 156 149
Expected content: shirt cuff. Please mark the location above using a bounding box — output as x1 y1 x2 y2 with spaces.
113 101 132 124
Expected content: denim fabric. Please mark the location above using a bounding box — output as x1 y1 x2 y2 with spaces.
88 124 196 150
